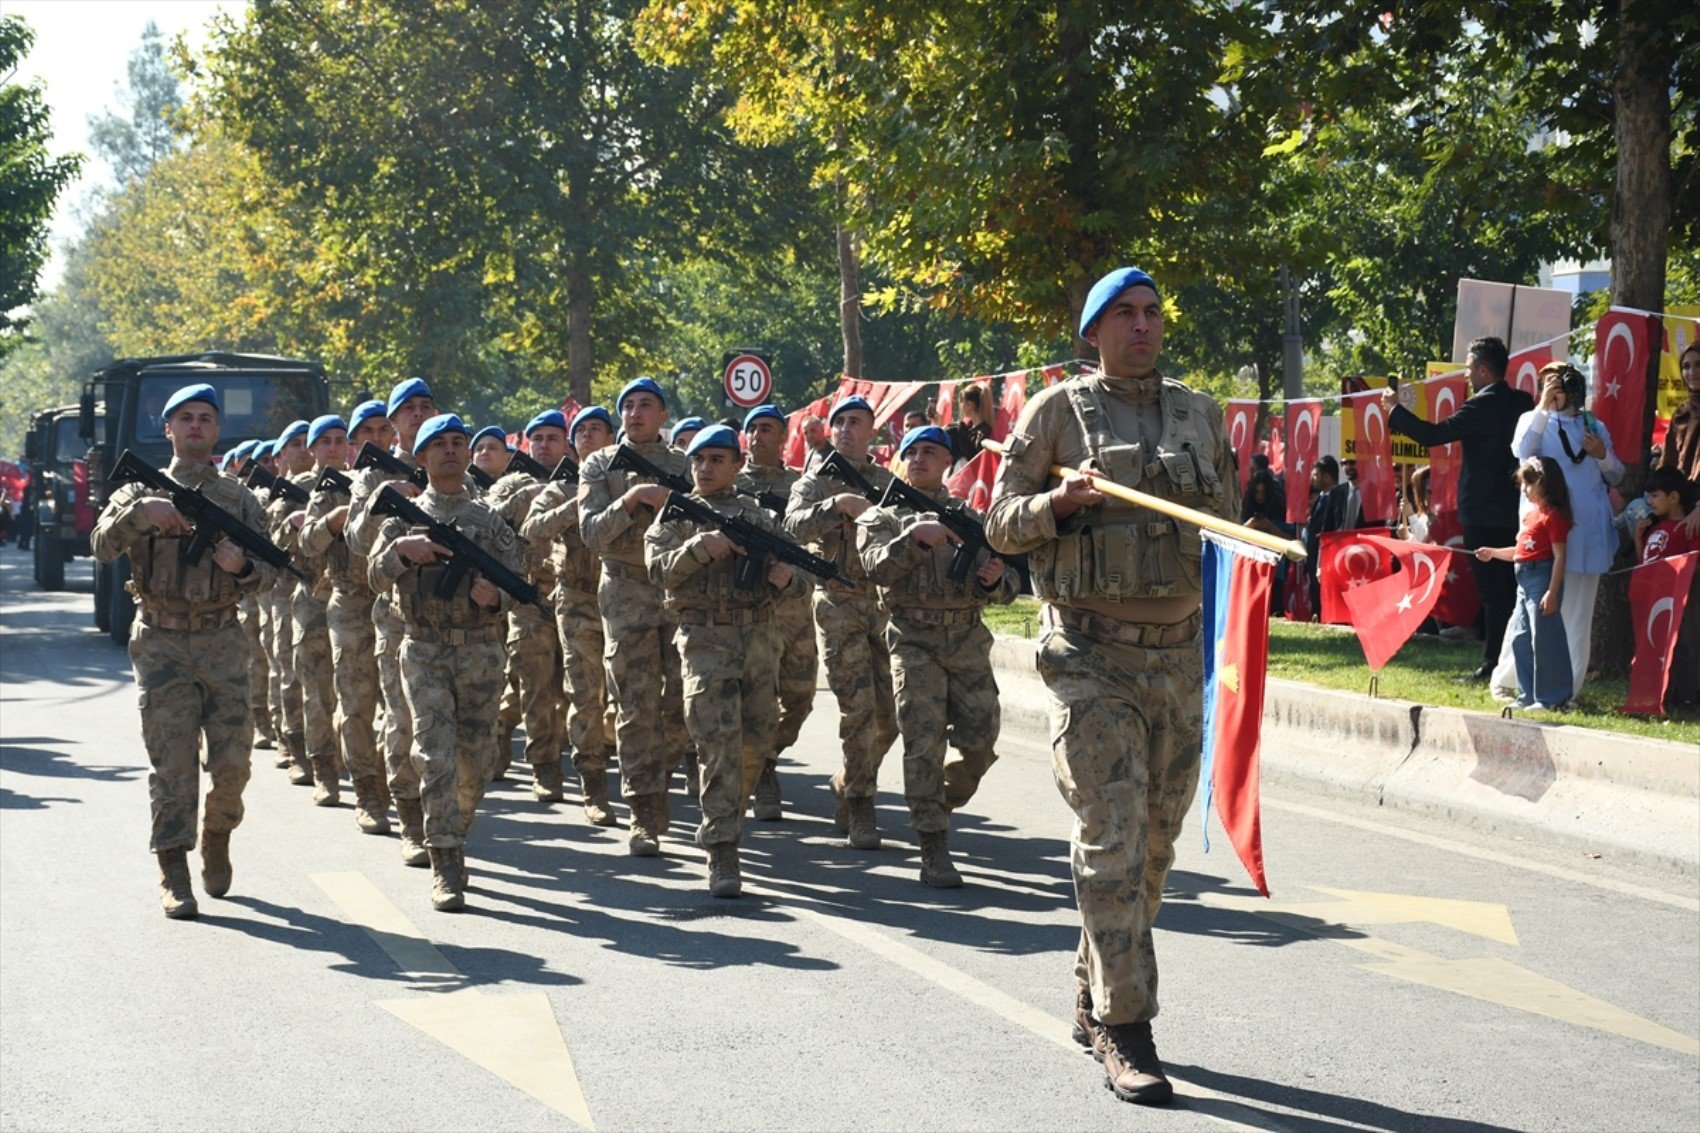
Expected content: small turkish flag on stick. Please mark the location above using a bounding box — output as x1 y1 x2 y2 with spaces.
1623 553 1699 716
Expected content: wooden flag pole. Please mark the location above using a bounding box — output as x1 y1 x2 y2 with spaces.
982 439 1309 563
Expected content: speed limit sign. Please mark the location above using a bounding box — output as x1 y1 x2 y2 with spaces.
722 351 773 408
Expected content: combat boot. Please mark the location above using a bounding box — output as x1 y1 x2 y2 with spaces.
753 761 783 821
254 732 276 751
531 759 565 803
917 829 962 888
1072 987 1105 1061
628 795 661 857
273 746 293 769
286 747 312 786
156 848 198 920
309 757 341 807
1100 1020 1173 1106
579 767 616 827
706 844 742 898
828 773 850 835
352 776 391 835
200 830 232 898
846 796 880 850
427 847 465 912
394 797 430 868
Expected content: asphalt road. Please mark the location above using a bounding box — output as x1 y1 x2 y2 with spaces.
3 552 1697 1132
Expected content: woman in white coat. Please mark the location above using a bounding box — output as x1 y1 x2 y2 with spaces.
1491 361 1623 701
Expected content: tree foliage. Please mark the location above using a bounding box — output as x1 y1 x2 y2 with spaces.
86 20 183 185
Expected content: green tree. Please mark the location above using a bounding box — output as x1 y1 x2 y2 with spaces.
0 237 112 455
1 15 84 358
86 20 183 185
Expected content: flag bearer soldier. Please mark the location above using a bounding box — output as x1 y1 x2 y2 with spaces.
856 425 1019 887
984 267 1237 1105
367 414 524 911
520 405 619 826
91 384 276 918
644 425 803 895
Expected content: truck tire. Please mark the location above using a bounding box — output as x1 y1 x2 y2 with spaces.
93 559 112 631
108 558 134 645
36 532 65 591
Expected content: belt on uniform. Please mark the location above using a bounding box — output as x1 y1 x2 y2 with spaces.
1042 604 1202 648
676 607 772 627
894 606 981 627
601 559 648 582
404 624 505 645
138 604 240 632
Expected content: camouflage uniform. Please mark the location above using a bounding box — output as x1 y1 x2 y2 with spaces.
985 371 1236 1027
265 491 310 783
577 441 690 830
857 488 1019 836
238 591 274 747
368 486 521 849
737 463 816 761
486 469 566 792
645 490 800 855
783 457 899 804
275 471 341 800
90 457 273 857
520 481 615 809
300 472 387 825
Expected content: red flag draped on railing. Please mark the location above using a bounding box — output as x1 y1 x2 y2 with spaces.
1318 530 1395 624
1225 400 1258 490
1345 391 1395 524
1594 310 1656 465
1341 535 1456 669
1285 400 1322 526
1624 553 1699 716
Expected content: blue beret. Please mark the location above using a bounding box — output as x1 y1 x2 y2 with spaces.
570 405 614 440
276 419 310 447
684 424 740 456
669 416 707 445
163 383 220 418
1079 267 1160 338
524 409 567 437
220 440 252 470
742 404 786 430
414 413 473 455
307 414 348 447
617 377 667 411
898 425 954 458
251 440 275 460
829 395 874 424
470 425 509 450
387 377 433 417
348 399 387 433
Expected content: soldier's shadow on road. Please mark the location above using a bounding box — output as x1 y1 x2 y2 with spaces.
1157 870 1367 947
212 894 582 991
0 738 145 787
1167 1062 1522 1133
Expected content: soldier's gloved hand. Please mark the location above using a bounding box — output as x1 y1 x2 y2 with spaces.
834 494 872 519
396 535 448 564
698 531 742 561
211 538 249 575
140 499 191 535
767 562 794 588
469 576 501 609
911 520 959 549
976 555 1004 587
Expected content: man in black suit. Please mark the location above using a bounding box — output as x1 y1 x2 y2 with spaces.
1382 336 1533 679
1304 455 1352 618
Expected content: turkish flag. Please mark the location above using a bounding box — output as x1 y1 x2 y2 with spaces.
1264 414 1285 477
1284 559 1314 622
1594 310 1656 465
1425 372 1469 516
1506 339 1558 401
1041 364 1069 387
1318 530 1394 625
1285 400 1322 526
1345 391 1394 524
995 374 1028 442
558 396 582 425
935 381 957 426
1342 535 1452 669
947 449 1000 512
1427 517 1481 628
1623 553 1699 715
1226 400 1259 490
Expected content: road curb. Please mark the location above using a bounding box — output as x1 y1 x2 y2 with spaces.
989 633 1700 872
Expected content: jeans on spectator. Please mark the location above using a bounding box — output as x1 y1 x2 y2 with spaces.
1464 524 1517 668
1509 559 1572 708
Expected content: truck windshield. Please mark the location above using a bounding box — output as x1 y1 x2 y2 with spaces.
129 372 324 454
52 416 87 464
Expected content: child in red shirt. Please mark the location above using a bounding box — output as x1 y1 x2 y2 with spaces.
1476 457 1573 709
1635 466 1698 708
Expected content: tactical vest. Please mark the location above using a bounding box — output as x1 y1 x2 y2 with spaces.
396 518 503 634
128 481 249 611
1030 379 1224 603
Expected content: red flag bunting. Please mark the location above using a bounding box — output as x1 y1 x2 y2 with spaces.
1507 340 1558 401
1624 553 1698 716
995 374 1027 442
1346 391 1395 524
1041 364 1068 387
1427 518 1481 628
1284 400 1322 527
1318 530 1395 625
1264 414 1285 477
1594 310 1655 466
1425 372 1469 518
1225 400 1259 490
935 381 957 426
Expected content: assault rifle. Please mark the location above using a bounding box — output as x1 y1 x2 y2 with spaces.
352 441 428 488
746 483 789 515
109 449 305 581
369 484 550 616
313 466 353 497
610 442 784 512
658 490 850 590
241 461 310 506
878 477 990 584
506 450 550 481
817 449 884 504
467 464 494 490
550 455 580 484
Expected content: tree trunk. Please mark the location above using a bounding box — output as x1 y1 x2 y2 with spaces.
1592 0 1675 676
566 261 593 407
1254 356 1276 444
837 220 862 380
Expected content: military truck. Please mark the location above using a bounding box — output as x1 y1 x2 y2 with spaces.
23 404 101 590
82 353 330 644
